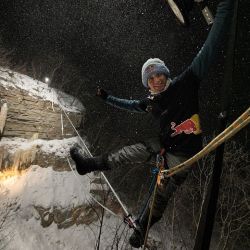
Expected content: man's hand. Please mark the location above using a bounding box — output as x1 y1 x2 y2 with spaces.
96 87 109 100
96 86 109 100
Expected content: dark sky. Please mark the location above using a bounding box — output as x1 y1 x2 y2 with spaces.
0 0 213 83
0 0 249 147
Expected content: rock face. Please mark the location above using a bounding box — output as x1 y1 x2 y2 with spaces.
0 85 83 140
0 136 77 171
34 204 99 228
0 68 85 170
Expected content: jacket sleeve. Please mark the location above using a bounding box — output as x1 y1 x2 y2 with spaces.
190 0 234 80
105 95 147 113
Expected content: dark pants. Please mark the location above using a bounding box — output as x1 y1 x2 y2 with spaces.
106 140 190 219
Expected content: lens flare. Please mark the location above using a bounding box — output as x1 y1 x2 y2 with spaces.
0 168 25 181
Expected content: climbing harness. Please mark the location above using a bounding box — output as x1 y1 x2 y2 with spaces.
156 148 165 186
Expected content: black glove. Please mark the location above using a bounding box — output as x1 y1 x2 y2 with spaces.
96 87 109 100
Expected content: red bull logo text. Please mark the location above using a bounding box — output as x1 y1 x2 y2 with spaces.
170 114 202 137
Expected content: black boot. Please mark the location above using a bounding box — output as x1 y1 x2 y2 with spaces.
129 210 161 248
129 222 146 249
70 145 110 175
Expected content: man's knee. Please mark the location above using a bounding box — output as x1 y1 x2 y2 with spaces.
107 143 152 169
143 138 162 155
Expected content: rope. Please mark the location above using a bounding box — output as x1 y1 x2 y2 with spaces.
66 156 119 217
62 114 120 218
142 151 165 249
142 108 249 248
161 107 250 177
142 172 159 250
137 168 158 223
49 92 120 217
58 99 133 221
61 108 92 156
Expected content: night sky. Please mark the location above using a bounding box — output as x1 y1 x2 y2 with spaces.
0 0 249 150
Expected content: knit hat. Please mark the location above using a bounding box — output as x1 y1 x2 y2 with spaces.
141 58 170 88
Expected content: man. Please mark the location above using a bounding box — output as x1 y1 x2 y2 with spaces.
70 0 234 248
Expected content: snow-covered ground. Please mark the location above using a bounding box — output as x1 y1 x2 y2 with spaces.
0 165 130 250
0 68 131 250
0 136 80 158
0 163 135 250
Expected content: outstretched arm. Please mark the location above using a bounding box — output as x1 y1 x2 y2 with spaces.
106 95 146 113
96 87 146 113
190 0 234 80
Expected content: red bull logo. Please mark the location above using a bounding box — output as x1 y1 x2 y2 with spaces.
170 114 202 137
145 65 155 74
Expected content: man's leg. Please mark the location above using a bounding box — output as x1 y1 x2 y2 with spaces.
151 153 190 218
129 152 191 248
70 145 110 175
106 143 153 169
70 140 159 175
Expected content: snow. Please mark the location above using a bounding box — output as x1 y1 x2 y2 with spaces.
0 165 129 250
0 67 84 112
0 165 90 215
0 136 84 158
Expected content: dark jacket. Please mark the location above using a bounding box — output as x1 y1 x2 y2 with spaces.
105 0 234 156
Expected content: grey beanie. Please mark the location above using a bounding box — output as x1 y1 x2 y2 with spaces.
141 58 170 88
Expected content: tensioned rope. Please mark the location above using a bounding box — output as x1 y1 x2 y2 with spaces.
61 108 131 215
161 107 250 176
56 95 135 225
142 107 249 249
49 89 120 218
46 90 122 250
65 155 118 217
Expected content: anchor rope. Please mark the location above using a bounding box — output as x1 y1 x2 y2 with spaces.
142 107 249 248
60 106 131 218
54 91 130 220
47 88 121 218
161 107 250 176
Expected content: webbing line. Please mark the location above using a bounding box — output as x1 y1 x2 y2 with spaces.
59 101 131 219
65 156 118 217
61 110 120 218
137 168 158 223
53 96 120 218
143 107 249 249
142 175 158 250
161 107 250 176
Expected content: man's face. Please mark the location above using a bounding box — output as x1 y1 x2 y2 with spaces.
148 73 167 93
